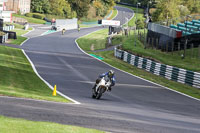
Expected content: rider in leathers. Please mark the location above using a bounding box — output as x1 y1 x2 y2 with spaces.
93 70 116 91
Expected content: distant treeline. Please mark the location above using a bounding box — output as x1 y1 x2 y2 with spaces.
120 0 200 22
31 0 120 19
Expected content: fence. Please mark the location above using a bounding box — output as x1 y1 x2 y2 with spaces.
0 33 9 43
114 48 200 88
3 25 15 31
131 27 200 59
0 25 15 43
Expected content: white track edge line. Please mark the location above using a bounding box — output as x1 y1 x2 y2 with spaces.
20 27 35 46
22 50 80 104
0 95 76 105
20 28 81 104
75 23 200 102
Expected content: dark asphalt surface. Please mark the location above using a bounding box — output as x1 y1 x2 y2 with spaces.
0 6 200 133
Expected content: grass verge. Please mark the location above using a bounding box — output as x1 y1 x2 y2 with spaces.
117 4 200 72
77 29 108 51
0 116 104 133
0 46 70 102
8 29 31 45
13 14 46 24
121 35 200 72
108 8 118 20
76 27 200 100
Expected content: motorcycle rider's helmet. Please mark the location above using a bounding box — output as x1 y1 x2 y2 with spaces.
108 70 114 78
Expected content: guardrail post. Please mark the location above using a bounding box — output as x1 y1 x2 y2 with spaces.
199 45 200 59
171 42 174 55
191 43 193 58
183 39 187 59
156 38 159 50
166 42 168 52
148 37 150 48
152 37 154 49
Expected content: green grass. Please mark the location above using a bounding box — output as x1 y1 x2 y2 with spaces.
0 46 70 102
77 27 200 100
117 4 144 27
8 29 32 45
108 8 118 20
5 23 24 29
13 14 46 24
121 35 200 72
9 36 27 45
77 29 108 51
0 116 104 133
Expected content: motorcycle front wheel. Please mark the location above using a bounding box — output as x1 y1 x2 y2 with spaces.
96 87 104 99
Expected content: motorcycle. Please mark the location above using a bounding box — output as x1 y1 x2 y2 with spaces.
92 76 111 99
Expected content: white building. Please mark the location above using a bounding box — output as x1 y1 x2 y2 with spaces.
0 0 14 23
5 0 31 14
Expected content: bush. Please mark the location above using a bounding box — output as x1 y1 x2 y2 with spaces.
136 18 145 29
32 13 45 20
0 31 6 36
112 35 124 45
25 13 33 17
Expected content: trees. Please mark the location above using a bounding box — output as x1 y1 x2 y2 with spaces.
31 0 117 19
68 0 91 18
152 0 181 22
183 0 200 13
49 0 72 17
31 0 51 14
151 0 200 22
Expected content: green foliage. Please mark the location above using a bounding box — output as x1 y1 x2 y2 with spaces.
69 0 91 18
25 13 33 17
152 0 180 22
30 0 117 19
31 0 51 14
183 0 200 13
0 31 5 36
178 5 190 17
136 18 145 29
151 0 200 22
32 13 45 19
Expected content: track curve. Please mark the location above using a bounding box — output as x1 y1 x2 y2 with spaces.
0 6 200 133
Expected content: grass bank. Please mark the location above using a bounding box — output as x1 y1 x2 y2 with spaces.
108 8 118 20
76 28 200 99
0 116 104 133
0 46 70 102
77 29 108 51
8 28 32 45
1 26 70 102
117 4 200 72
13 14 46 24
121 35 200 72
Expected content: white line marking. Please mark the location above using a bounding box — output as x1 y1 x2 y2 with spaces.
75 14 200 102
76 80 159 88
22 50 80 104
19 27 81 104
20 27 35 46
0 95 75 105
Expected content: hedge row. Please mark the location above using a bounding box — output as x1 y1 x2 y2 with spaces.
25 13 45 20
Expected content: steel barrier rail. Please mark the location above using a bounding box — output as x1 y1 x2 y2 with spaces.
115 48 200 88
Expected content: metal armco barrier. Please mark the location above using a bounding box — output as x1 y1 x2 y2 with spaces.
115 48 200 88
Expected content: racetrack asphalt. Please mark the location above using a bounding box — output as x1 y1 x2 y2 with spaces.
0 6 200 133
